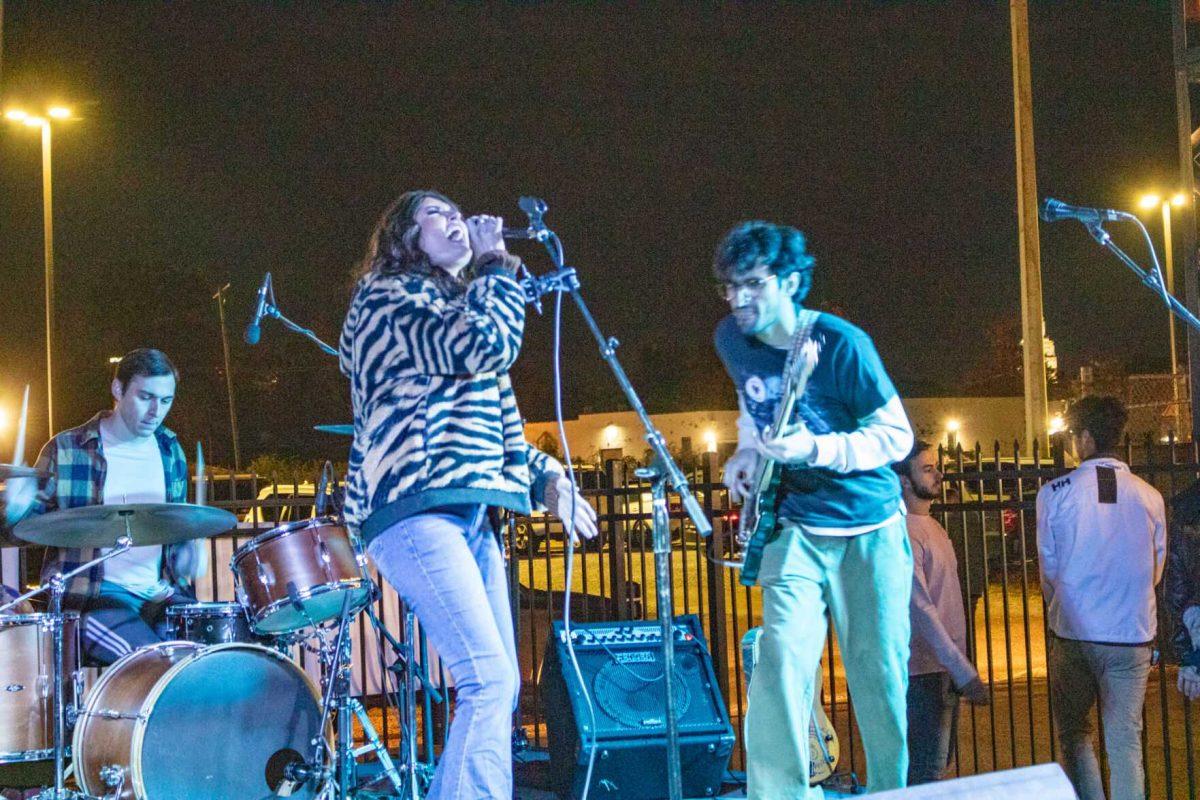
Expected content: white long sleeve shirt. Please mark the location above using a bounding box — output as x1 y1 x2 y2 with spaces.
907 513 976 685
1036 456 1166 645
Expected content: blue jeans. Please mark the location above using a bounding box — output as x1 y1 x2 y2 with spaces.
906 671 958 784
367 508 519 800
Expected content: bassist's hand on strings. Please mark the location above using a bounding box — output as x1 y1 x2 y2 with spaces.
755 424 817 466
722 448 759 504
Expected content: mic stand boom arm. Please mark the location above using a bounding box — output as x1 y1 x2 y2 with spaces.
1083 222 1200 333
260 300 339 357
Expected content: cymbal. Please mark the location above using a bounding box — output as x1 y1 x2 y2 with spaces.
14 503 238 549
314 424 354 436
0 464 48 480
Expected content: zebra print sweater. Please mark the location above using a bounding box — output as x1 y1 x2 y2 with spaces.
339 258 562 545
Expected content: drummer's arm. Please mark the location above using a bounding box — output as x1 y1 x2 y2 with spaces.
168 440 209 584
1 441 58 540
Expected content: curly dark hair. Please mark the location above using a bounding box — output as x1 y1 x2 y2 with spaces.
1066 395 1128 452
358 189 467 296
712 221 816 302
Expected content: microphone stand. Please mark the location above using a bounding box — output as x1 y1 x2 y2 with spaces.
518 204 711 800
260 299 339 357
1082 221 1200 333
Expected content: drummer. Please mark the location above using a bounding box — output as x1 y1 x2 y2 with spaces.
0 348 207 665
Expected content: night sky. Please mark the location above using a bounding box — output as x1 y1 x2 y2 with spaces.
0 2 1186 466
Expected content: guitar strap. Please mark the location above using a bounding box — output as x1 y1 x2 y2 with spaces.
778 308 820 422
768 308 819 519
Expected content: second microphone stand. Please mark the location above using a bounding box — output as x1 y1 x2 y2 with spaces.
521 213 711 800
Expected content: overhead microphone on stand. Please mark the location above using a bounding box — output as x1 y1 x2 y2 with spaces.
1038 197 1134 225
244 272 273 345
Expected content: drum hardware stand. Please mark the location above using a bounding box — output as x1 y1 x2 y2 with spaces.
365 603 438 799
1 537 134 800
516 196 711 800
286 595 405 800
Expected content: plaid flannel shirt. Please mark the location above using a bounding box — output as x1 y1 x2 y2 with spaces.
2 411 192 608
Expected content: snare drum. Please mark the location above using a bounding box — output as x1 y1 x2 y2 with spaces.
165 602 274 646
0 613 81 763
231 518 371 634
73 641 325 800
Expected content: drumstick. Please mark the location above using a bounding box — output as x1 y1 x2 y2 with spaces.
13 384 29 466
195 441 206 506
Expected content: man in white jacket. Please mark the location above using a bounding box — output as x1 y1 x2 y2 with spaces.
1037 396 1166 800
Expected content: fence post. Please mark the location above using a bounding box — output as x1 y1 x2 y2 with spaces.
701 452 731 705
604 459 629 620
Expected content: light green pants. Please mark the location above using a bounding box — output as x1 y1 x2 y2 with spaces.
745 517 913 798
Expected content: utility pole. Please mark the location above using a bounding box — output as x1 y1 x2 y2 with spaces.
213 283 242 470
1010 0 1049 449
1172 0 1200 440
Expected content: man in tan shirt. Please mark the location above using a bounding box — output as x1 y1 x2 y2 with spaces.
894 441 989 784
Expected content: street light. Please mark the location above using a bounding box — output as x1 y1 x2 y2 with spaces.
1138 191 1189 435
4 104 73 436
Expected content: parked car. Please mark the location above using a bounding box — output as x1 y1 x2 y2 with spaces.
240 482 318 528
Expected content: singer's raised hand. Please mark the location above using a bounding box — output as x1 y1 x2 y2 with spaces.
467 214 506 257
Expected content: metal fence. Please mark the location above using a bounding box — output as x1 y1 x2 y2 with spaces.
6 444 1199 796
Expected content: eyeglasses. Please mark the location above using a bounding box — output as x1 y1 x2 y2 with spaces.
716 274 778 301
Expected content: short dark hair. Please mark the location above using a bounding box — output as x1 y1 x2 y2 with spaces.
114 348 179 391
713 221 816 302
892 439 934 480
1066 395 1128 451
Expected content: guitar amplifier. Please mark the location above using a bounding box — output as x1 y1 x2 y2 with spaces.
538 614 735 799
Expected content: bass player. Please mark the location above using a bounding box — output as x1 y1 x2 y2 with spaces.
712 220 914 798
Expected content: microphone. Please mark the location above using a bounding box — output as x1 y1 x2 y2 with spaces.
503 196 551 242
244 272 272 345
1039 198 1133 225
502 226 547 241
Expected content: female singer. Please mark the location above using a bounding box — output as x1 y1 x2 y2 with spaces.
340 190 597 799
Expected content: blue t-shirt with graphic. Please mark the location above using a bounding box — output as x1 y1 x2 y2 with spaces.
713 311 902 529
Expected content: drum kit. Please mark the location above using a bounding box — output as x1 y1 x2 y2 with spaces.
0 466 432 800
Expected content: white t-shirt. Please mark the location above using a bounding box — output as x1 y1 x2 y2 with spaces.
100 425 170 600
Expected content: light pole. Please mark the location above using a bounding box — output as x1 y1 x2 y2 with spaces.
5 105 72 437
1139 191 1188 436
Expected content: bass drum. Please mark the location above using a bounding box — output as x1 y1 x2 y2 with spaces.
73 642 325 800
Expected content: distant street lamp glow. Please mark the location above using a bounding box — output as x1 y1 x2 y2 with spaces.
1048 413 1066 435
1139 193 1161 210
702 430 718 453
108 356 121 365
4 109 28 121
1172 193 1187 207
0 408 8 435
946 419 961 433
22 116 46 128
47 107 71 119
